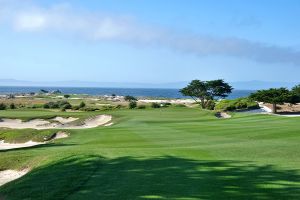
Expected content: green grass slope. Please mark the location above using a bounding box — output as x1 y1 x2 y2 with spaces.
0 108 300 199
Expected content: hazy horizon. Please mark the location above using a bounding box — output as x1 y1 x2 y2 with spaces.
0 78 299 90
1 0 300 83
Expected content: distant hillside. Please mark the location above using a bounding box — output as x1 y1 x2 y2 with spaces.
230 81 299 90
0 79 298 90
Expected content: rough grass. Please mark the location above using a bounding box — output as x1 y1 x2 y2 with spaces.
0 107 300 199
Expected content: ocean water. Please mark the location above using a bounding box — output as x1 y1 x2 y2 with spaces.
0 86 254 99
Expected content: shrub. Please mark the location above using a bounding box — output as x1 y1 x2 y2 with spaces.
61 103 72 110
101 105 114 111
64 94 70 98
9 103 16 109
44 102 59 109
205 100 216 110
72 105 80 110
160 102 172 108
215 98 259 111
43 101 72 109
235 101 247 109
151 102 161 108
81 107 99 112
137 105 146 109
125 95 137 102
115 104 123 109
43 104 50 109
79 102 86 108
0 103 6 110
129 101 137 109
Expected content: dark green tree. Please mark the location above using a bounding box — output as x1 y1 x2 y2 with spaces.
249 88 291 113
288 84 300 107
129 101 137 109
180 79 233 109
124 95 137 102
292 84 300 97
9 103 16 109
79 102 86 108
0 103 6 110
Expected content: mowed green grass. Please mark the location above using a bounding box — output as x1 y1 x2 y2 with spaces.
0 107 300 199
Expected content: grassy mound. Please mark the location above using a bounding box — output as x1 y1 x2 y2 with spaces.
215 98 259 111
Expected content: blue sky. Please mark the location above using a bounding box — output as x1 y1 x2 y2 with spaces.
0 0 299 83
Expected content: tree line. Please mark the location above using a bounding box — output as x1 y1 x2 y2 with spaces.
180 79 300 113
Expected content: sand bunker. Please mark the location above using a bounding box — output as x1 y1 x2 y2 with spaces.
51 131 69 139
0 119 51 129
215 112 232 119
52 117 78 124
0 131 69 151
0 140 44 150
0 115 112 130
0 169 29 186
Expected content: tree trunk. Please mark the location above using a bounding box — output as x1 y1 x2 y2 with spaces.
272 103 277 113
200 98 205 109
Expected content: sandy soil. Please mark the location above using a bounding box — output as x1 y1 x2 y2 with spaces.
0 131 69 151
138 99 195 104
0 119 51 129
259 103 300 117
263 103 300 113
215 112 231 119
0 169 29 186
52 117 78 124
0 140 44 150
51 131 69 139
0 115 112 130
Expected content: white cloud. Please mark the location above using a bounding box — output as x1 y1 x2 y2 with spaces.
1 0 300 66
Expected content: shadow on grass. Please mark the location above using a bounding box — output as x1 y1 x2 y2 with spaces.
0 143 76 153
1 156 300 200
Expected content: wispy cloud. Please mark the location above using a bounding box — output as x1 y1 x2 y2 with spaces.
1 0 300 66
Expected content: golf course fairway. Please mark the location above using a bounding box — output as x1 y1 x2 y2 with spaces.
1 107 300 199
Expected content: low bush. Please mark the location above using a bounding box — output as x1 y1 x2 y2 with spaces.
215 98 259 111
72 105 80 110
79 102 86 108
129 101 137 109
0 103 6 110
151 102 161 108
81 107 99 112
115 104 123 109
161 102 172 108
125 95 137 102
9 103 16 109
137 105 146 109
100 105 114 111
44 101 72 109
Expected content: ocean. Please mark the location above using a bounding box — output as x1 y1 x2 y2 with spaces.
0 86 254 99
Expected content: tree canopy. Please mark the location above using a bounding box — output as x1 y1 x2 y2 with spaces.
180 79 233 109
249 88 297 113
124 95 137 102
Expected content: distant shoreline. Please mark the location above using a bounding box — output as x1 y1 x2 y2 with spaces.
0 86 255 99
